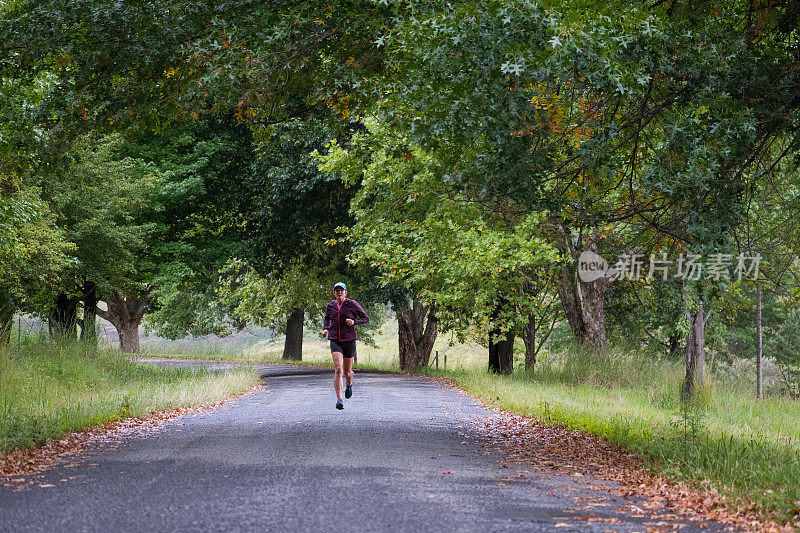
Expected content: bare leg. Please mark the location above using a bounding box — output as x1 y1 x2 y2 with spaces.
343 356 354 387
332 352 344 399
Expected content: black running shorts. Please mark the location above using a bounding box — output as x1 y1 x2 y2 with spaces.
329 339 356 358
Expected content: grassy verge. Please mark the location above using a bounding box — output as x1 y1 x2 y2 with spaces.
0 341 259 455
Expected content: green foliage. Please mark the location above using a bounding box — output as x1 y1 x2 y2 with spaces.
320 0 799 356
116 117 256 338
32 134 156 300
218 260 333 333
372 0 777 237
4 0 799 355
215 111 391 340
0 0 389 131
218 259 385 344
765 308 800 398
321 120 560 339
0 186 71 307
604 278 686 356
243 113 356 275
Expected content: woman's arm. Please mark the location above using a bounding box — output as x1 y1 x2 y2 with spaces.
349 300 369 325
323 302 333 331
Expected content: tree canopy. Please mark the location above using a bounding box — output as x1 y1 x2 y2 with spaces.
1 0 799 393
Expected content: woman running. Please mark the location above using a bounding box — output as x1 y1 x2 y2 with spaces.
322 282 369 410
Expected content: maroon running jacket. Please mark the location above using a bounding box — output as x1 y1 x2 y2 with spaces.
323 299 369 341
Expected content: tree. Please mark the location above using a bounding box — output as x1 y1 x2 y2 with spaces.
96 289 149 353
2 0 386 349
228 112 373 360
681 296 713 403
116 116 256 345
0 57 73 343
0 0 390 134
4 0 798 372
361 0 800 357
0 183 71 344
520 272 560 372
733 147 800 398
220 261 331 360
766 306 800 399
29 135 155 343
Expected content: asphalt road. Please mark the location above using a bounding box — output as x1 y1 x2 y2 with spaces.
1 362 727 532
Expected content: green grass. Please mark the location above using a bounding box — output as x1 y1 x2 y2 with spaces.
0 340 259 455
148 322 800 524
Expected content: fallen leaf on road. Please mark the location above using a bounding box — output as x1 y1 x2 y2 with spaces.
587 517 621 523
442 471 452 475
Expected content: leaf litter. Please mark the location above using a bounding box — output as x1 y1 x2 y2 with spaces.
467 406 795 532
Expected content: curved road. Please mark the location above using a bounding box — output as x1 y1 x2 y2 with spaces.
1 362 726 532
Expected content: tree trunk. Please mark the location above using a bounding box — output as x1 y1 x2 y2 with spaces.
557 271 608 350
81 281 98 345
681 301 712 403
96 290 147 353
119 320 140 353
681 317 697 402
50 293 79 340
546 221 609 351
0 290 12 346
488 300 514 375
756 284 763 400
523 313 536 372
696 303 706 388
489 329 515 375
397 299 437 371
283 307 304 361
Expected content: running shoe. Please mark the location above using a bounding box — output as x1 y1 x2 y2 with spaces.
336 399 344 410
345 384 352 399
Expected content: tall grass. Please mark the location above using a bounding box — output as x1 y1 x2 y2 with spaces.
0 339 259 454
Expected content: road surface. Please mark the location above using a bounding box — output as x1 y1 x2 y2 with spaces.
1 361 727 532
